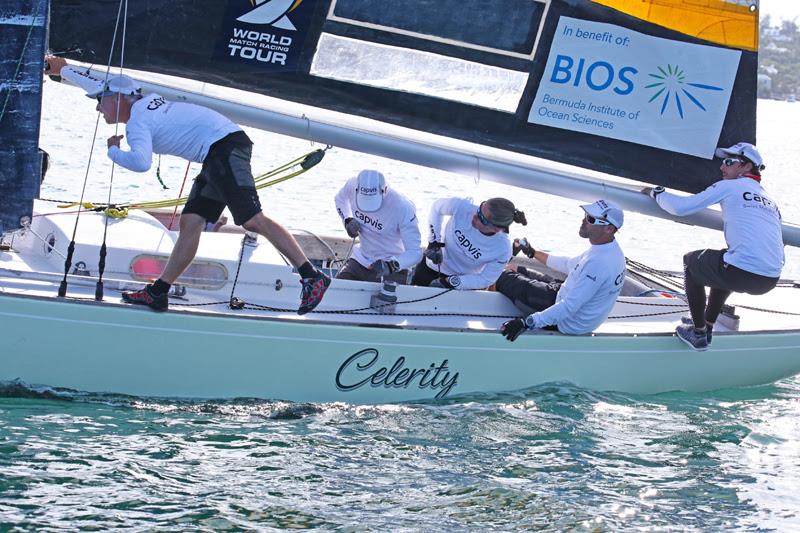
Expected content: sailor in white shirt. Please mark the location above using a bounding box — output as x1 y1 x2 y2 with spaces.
45 57 330 315
412 197 527 290
499 200 626 338
648 142 784 351
334 170 422 283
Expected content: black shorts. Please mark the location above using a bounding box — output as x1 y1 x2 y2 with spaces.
183 131 262 226
684 249 779 295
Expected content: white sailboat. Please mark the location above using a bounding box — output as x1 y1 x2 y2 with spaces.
2 0 799 403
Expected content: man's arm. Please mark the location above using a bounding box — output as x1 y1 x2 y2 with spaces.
427 197 462 243
107 120 153 172
653 182 731 217
395 207 423 270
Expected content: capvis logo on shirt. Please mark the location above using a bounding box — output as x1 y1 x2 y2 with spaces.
454 229 482 260
354 210 383 231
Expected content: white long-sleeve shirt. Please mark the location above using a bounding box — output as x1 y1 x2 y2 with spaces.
427 197 511 290
60 68 240 172
334 177 422 269
107 94 241 172
527 240 626 334
656 177 784 277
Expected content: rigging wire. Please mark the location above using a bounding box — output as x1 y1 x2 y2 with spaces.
94 0 129 301
57 0 126 298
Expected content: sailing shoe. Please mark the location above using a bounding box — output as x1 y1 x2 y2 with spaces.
675 324 709 351
298 272 331 315
680 316 713 344
121 284 168 312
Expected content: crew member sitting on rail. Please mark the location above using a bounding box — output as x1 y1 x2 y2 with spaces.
498 200 626 339
333 170 422 283
648 142 784 351
412 197 525 290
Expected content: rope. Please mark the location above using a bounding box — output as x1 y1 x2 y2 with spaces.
49 148 326 217
57 0 127 298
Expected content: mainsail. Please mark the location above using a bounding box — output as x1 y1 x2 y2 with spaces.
0 0 47 234
49 0 759 193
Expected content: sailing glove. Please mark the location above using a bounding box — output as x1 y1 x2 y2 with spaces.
370 259 400 277
430 275 460 289
344 217 360 238
424 242 445 265
512 238 535 258
648 186 665 200
501 317 529 342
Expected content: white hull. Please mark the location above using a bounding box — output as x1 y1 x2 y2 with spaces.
1 202 799 403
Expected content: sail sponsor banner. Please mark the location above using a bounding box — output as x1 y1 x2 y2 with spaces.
528 17 741 159
216 0 315 71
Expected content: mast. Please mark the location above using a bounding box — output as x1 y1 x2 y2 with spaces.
0 0 48 236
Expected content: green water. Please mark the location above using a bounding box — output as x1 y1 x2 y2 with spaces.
1 380 798 531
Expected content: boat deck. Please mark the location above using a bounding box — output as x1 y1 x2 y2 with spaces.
2 203 799 336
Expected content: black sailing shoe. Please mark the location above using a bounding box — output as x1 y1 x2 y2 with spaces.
675 324 709 351
121 284 168 312
680 316 713 345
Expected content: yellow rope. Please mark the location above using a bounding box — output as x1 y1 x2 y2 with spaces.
56 148 325 216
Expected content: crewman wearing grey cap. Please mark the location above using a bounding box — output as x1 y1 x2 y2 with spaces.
44 56 330 315
648 142 784 351
499 200 626 339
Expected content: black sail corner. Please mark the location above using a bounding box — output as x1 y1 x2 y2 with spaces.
0 0 48 235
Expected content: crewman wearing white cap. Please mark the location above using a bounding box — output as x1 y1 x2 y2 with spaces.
333 170 422 282
498 200 627 338
648 141 784 351
44 56 330 315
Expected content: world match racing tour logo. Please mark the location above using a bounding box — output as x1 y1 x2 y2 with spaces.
226 0 305 66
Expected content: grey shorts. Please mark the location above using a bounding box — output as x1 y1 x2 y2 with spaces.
183 131 262 226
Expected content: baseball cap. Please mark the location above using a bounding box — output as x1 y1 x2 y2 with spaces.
581 199 624 229
355 170 386 212
85 75 142 98
714 142 765 170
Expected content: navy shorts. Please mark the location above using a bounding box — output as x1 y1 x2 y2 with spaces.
183 131 262 226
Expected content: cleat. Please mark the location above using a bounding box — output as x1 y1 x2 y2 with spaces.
121 284 168 311
675 323 709 351
680 316 713 344
298 273 331 315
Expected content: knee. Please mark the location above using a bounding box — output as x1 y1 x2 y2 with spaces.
242 213 267 233
179 213 207 234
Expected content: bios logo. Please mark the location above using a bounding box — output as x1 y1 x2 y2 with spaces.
645 64 723 119
237 0 304 30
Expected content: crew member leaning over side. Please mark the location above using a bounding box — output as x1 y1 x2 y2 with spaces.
46 57 330 314
411 197 526 290
648 142 784 351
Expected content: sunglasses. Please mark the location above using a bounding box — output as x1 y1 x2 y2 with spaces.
476 203 497 228
95 91 117 104
722 157 745 167
585 214 610 226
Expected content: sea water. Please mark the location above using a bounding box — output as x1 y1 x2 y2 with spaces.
1 85 799 530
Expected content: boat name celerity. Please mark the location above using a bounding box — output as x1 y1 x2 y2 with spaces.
336 349 459 399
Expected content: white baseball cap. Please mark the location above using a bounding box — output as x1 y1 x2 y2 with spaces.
715 142 765 170
581 199 624 229
355 170 386 212
86 74 142 98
